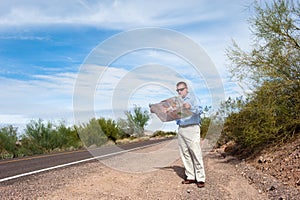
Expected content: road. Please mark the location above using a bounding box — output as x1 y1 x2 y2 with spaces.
0 137 172 182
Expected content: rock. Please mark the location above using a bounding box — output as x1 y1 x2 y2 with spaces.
258 156 266 163
220 152 227 158
258 189 262 194
296 179 300 186
269 185 276 191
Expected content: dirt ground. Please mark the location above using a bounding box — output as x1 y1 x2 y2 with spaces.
1 137 299 200
247 135 300 189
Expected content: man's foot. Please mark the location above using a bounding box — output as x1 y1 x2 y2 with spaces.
196 181 205 188
181 179 197 184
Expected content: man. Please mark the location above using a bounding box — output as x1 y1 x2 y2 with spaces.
176 81 205 188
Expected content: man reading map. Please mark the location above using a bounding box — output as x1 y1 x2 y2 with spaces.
149 81 205 188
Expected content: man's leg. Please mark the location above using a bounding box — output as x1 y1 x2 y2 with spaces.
178 127 195 180
188 126 205 183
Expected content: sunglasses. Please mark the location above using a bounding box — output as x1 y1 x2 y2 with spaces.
176 87 186 92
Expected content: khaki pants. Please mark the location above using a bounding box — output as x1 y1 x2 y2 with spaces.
178 125 205 182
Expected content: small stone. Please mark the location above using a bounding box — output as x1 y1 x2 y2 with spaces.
187 189 191 193
296 179 300 186
258 156 266 163
221 152 227 158
269 186 276 191
258 189 261 194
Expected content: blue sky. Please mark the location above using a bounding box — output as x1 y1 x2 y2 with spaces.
0 0 257 132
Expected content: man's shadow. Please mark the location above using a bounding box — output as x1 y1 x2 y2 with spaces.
157 165 186 179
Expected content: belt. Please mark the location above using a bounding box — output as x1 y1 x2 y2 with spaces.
179 124 199 128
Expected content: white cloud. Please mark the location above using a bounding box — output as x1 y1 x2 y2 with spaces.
0 73 75 121
0 0 252 30
0 114 30 125
0 35 50 40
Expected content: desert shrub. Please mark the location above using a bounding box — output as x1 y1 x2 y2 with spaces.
22 119 57 154
76 117 125 147
151 130 176 138
20 119 83 155
124 105 150 137
98 118 126 142
75 118 108 147
0 125 18 158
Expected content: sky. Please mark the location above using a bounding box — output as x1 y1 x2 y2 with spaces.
0 0 258 133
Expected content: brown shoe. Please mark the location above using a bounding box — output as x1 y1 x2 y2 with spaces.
196 181 205 188
182 179 197 184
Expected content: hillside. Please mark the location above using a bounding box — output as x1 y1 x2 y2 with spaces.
246 134 300 191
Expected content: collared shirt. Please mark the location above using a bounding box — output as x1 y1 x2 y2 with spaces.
177 92 202 127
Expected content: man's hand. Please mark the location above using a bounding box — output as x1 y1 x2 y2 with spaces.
183 103 191 109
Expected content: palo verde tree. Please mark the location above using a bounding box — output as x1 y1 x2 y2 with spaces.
225 0 300 153
0 125 18 158
22 119 57 154
124 105 150 137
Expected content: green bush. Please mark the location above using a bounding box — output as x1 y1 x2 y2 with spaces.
0 125 18 158
200 117 210 139
220 81 300 156
124 105 150 137
98 118 126 142
151 130 176 138
75 118 108 147
22 119 57 153
76 117 125 147
20 119 83 156
54 123 82 150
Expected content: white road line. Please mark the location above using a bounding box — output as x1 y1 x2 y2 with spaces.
0 140 170 183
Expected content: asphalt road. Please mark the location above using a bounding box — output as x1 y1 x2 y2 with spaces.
0 137 173 182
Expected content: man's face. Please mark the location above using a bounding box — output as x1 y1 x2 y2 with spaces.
176 84 188 98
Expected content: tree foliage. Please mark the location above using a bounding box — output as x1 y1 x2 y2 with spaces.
224 0 300 155
76 117 127 147
227 0 300 86
124 105 150 137
0 125 18 158
22 119 57 154
21 119 82 155
0 105 156 159
75 118 108 147
98 118 126 142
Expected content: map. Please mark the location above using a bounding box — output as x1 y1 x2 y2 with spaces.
149 96 193 122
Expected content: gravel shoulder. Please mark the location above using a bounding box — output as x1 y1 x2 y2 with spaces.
0 138 299 200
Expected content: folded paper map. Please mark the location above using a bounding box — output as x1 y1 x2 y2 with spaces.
149 96 193 122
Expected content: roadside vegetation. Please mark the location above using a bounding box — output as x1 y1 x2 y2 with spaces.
218 0 300 157
0 103 212 159
1 106 179 159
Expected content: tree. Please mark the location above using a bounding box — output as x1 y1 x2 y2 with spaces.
227 0 300 86
224 0 300 153
55 122 82 149
97 118 125 143
0 125 18 158
75 118 108 147
22 119 57 153
124 105 150 137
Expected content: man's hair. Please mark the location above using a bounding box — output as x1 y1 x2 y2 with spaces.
176 81 187 88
